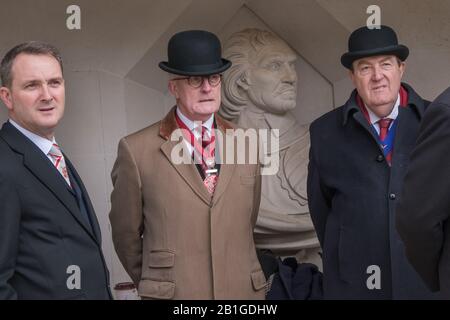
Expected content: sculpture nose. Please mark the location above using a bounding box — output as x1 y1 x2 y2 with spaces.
282 63 297 84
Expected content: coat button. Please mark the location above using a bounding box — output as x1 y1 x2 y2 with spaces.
376 154 384 162
389 193 396 200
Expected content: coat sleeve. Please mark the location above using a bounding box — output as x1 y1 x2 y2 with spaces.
251 163 262 229
396 99 450 292
307 127 332 247
109 138 144 286
0 174 21 299
251 133 263 229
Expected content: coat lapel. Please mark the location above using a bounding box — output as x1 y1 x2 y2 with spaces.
352 111 386 153
391 85 425 164
159 107 211 205
345 84 426 165
211 116 236 205
343 91 385 155
158 107 237 206
160 139 212 205
390 107 421 165
0 122 97 241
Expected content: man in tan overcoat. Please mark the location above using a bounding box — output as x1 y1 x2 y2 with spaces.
109 30 266 299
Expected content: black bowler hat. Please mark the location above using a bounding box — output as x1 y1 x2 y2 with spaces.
159 30 231 76
341 25 409 69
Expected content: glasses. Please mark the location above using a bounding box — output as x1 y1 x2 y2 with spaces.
172 74 222 88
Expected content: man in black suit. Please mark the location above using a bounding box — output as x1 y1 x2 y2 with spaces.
307 25 440 299
396 86 450 298
0 41 111 299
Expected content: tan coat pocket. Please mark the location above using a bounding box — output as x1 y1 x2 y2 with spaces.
142 250 175 283
138 279 175 299
240 175 256 185
251 269 267 291
148 250 175 267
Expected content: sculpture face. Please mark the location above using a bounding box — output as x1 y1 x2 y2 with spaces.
246 42 298 114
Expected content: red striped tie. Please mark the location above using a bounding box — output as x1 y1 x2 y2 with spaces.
378 118 393 165
200 126 217 194
48 143 72 187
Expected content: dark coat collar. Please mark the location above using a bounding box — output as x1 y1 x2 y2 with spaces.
159 106 234 140
342 82 427 126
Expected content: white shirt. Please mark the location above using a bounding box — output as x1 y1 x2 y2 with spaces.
176 107 214 155
9 119 58 164
365 93 400 135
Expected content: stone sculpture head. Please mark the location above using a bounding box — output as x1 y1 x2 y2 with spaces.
221 28 298 119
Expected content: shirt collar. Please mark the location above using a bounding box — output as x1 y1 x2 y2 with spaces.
343 83 426 126
176 107 214 133
9 119 56 155
366 93 400 125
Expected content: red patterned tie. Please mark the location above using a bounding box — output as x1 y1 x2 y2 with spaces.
201 126 214 149
174 113 218 195
48 143 72 187
378 118 393 165
200 126 218 195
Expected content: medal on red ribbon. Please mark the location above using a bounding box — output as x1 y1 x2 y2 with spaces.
175 113 218 194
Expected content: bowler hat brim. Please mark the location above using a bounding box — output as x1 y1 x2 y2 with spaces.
159 58 232 76
341 45 409 69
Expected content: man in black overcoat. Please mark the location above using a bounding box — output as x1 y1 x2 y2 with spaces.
397 86 450 298
307 25 441 299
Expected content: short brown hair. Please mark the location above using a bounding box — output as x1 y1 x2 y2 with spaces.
0 41 63 87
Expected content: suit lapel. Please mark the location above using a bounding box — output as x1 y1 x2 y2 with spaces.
23 154 96 239
65 157 102 244
0 122 97 241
